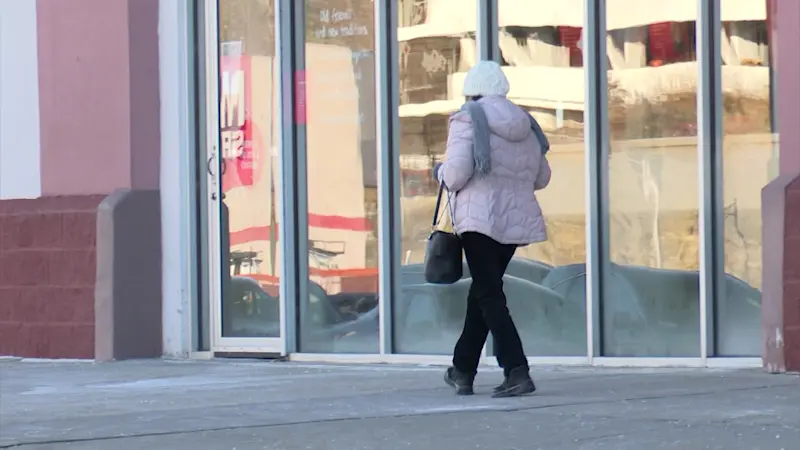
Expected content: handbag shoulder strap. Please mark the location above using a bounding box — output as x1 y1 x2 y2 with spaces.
432 181 456 228
431 181 445 227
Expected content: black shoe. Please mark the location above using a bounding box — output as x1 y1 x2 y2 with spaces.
492 366 536 398
444 366 475 395
493 377 509 393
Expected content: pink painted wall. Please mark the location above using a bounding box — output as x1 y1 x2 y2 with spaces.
36 0 160 196
777 0 800 174
128 0 161 191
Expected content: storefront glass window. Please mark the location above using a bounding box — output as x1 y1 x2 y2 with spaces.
485 1 588 357
717 0 777 356
300 0 380 353
393 0 588 357
603 4 701 356
394 0 478 354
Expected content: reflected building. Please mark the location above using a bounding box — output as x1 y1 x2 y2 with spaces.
213 0 775 359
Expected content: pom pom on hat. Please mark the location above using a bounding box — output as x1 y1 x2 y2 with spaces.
462 60 510 97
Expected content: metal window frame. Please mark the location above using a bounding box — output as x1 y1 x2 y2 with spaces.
697 0 723 360
375 0 402 355
477 0 499 360
477 0 499 62
286 353 759 368
584 0 609 361
276 0 307 354
200 0 224 352
184 0 203 352
192 0 213 355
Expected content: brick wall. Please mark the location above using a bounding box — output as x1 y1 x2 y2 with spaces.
0 195 104 358
779 179 800 371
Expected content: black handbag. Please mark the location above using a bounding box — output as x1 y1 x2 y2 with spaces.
423 182 463 284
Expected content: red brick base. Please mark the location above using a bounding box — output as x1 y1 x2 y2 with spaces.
0 195 105 359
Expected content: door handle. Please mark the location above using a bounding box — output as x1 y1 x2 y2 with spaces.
207 152 226 202
207 156 216 177
207 156 227 175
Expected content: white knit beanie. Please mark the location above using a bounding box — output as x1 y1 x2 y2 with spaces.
462 60 510 97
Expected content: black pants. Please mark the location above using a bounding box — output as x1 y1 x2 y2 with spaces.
453 232 528 376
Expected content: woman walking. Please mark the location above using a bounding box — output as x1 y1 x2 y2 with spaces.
434 60 551 398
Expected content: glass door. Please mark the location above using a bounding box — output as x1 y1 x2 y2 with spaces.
205 0 284 354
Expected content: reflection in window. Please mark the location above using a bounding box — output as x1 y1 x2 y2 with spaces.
300 0 380 353
394 0 587 356
493 5 588 357
218 0 281 338
718 1 776 356
395 0 476 354
604 7 701 356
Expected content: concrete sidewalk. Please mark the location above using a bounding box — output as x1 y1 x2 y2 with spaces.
0 359 798 449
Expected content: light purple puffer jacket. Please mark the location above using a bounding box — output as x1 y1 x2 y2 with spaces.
438 95 551 245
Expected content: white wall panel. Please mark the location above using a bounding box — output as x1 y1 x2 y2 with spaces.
0 0 42 200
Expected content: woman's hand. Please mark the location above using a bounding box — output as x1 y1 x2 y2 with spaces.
432 162 444 182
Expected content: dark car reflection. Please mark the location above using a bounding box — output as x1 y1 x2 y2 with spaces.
223 276 380 346
224 259 761 356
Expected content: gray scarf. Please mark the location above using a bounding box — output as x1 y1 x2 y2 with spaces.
461 101 550 179
527 112 551 154
462 101 492 178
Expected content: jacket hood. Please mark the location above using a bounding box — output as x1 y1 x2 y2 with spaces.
478 96 532 143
